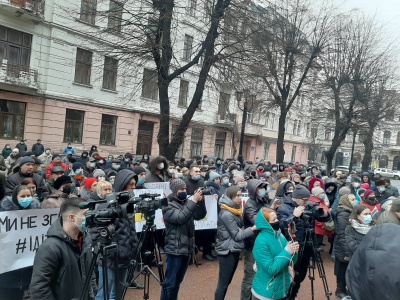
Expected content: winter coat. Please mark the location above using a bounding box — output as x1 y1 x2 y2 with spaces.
145 171 166 183
243 179 271 250
0 155 6 172
78 151 89 165
345 224 366 257
63 146 75 154
360 172 376 191
360 201 381 213
0 195 40 211
334 207 352 262
309 196 333 237
38 153 53 169
44 179 57 195
1 147 12 159
4 155 17 171
185 176 205 195
30 220 96 300
376 210 400 225
215 194 253 255
5 172 45 196
162 194 207 256
375 189 390 204
31 143 44 156
252 210 297 300
15 142 27 153
205 181 222 200
41 191 69 209
385 185 399 197
346 224 400 300
45 162 68 179
325 182 338 207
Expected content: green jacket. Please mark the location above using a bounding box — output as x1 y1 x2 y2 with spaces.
252 210 297 300
376 210 400 225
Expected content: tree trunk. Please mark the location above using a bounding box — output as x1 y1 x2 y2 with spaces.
276 109 287 163
362 127 375 171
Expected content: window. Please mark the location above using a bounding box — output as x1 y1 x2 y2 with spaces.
218 92 230 120
80 0 97 25
291 146 297 162
178 80 189 107
383 131 391 145
172 125 184 157
0 99 25 139
325 128 331 141
297 121 301 135
215 131 226 158
100 114 117 145
102 56 118 90
63 109 85 143
204 0 212 22
191 128 203 157
74 48 92 85
182 34 193 61
187 0 196 16
0 26 32 77
136 121 154 155
141 68 158 100
306 123 311 138
397 132 400 146
292 120 297 135
108 0 123 33
264 142 270 160
246 111 254 123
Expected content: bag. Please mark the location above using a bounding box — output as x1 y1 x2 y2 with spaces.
324 218 335 232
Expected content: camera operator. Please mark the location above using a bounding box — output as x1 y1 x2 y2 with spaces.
161 179 206 300
277 184 330 300
30 197 96 300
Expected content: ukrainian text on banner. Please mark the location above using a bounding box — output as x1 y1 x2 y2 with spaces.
0 208 59 274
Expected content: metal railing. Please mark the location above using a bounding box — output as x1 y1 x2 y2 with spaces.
2 0 45 17
0 60 38 88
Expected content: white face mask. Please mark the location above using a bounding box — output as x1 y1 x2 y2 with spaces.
157 163 164 170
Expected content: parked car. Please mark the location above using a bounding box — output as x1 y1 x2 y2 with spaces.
374 168 395 178
392 170 400 180
335 165 350 175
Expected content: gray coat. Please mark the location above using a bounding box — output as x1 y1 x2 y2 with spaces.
5 172 45 196
0 195 41 211
215 194 253 255
376 210 400 225
162 194 207 256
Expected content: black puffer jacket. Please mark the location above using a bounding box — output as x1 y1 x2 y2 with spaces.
215 194 254 255
162 194 207 256
30 220 95 300
243 179 271 250
334 207 352 262
205 181 222 200
5 172 45 196
345 224 366 257
185 176 205 195
346 224 400 300
325 182 338 207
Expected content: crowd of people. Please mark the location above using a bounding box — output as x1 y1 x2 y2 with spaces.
0 140 399 300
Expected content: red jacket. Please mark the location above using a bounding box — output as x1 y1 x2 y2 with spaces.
360 201 381 212
309 196 333 237
45 162 69 179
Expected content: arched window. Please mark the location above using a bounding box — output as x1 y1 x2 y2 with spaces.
383 131 391 145
397 132 400 146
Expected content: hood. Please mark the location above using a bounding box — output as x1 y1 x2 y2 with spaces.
81 151 89 157
255 209 279 236
247 179 267 199
2 195 41 211
325 181 338 195
361 172 371 181
148 156 168 174
114 169 137 192
276 181 294 198
219 193 239 208
205 181 221 190
309 178 325 191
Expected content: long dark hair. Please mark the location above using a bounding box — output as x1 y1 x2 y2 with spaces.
226 186 240 200
349 204 370 223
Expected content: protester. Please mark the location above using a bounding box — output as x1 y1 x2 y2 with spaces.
325 182 338 208
31 139 45 157
80 178 98 200
206 171 223 200
132 166 147 188
42 175 73 208
360 189 381 212
90 180 113 201
63 143 75 154
1 143 12 159
375 179 389 203
146 156 169 182
214 186 256 300
45 154 68 179
383 178 399 197
15 139 27 153
376 197 400 225
4 148 19 173
38 148 52 169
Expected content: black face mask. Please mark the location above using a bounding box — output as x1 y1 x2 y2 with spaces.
270 221 280 231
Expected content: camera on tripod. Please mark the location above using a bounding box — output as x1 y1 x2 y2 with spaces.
301 202 325 221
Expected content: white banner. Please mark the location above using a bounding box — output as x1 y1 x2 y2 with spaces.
0 208 59 274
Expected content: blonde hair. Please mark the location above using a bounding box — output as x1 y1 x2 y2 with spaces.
96 181 112 194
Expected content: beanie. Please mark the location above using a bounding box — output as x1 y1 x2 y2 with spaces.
363 189 375 199
233 175 245 184
351 177 361 183
221 173 230 180
391 198 400 213
84 178 98 190
360 183 370 190
291 173 300 181
339 186 351 196
52 154 61 160
93 169 106 178
72 162 83 172
208 171 220 182
311 187 325 197
292 184 311 199
19 156 35 167
54 175 72 190
170 179 186 195
132 167 146 175
381 198 393 210
258 173 267 180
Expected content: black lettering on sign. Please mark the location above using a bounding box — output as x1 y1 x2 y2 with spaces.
42 214 59 226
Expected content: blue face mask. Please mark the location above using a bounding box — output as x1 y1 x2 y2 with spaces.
223 179 229 186
257 189 266 198
19 197 33 208
177 192 187 200
75 169 83 175
320 194 326 200
363 215 372 225
90 163 96 168
178 173 183 178
74 215 88 232
192 174 201 181
114 165 121 170
137 177 145 185
379 187 386 192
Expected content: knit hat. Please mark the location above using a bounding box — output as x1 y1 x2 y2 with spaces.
208 171 220 182
339 186 351 196
72 162 83 172
170 179 186 195
381 198 393 210
233 175 245 184
132 166 146 175
291 173 300 181
375 179 385 186
19 156 35 167
391 198 400 212
84 178 98 190
360 183 370 190
221 173 230 180
52 154 61 160
292 184 311 199
51 166 65 173
258 173 267 180
54 175 72 190
364 189 375 199
93 169 106 178
311 187 325 197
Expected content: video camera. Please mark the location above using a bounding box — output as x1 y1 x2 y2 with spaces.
301 202 325 221
196 187 211 195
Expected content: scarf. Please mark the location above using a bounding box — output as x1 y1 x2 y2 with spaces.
220 204 242 216
74 175 85 184
351 219 371 235
338 194 353 211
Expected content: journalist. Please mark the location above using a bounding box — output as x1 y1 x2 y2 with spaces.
161 178 206 300
277 184 330 300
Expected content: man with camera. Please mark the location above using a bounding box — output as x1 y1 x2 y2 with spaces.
277 184 330 300
161 178 207 300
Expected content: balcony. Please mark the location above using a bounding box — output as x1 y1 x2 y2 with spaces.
215 112 236 127
0 0 45 22
0 60 39 90
245 122 263 136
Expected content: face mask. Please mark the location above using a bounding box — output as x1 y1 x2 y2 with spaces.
238 183 247 188
351 201 358 207
265 172 271 177
20 142 24 144
45 150 50 154
312 170 319 175
285 190 293 196
99 160 104 164
75 169 83 175
192 174 201 181
257 189 266 198
110 180 115 185
98 176 105 182
157 163 164 170
353 183 360 188
137 177 145 185
258 167 263 171
270 221 280 231
114 165 121 170
74 215 87 232
223 179 229 186
18 197 33 208
379 187 386 192
272 167 277 172
82 154 87 158
216 160 221 165
177 192 187 200
363 215 372 225
143 164 148 169
67 146 71 148
62 186 72 194
368 196 376 203
320 194 326 200
178 173 183 178
90 163 96 168
168 169 174 175
6 146 10 149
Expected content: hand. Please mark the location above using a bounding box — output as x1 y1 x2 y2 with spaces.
272 199 281 210
193 190 203 203
288 241 300 253
251 225 257 231
293 206 305 218
344 256 350 262
214 194 219 200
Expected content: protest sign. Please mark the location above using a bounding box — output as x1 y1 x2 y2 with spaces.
0 208 59 274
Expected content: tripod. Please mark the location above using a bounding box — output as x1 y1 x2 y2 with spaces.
294 224 332 300
121 216 165 300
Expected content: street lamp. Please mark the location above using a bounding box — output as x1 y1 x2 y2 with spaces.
236 89 256 162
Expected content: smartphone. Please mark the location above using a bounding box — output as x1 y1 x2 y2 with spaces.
275 197 284 205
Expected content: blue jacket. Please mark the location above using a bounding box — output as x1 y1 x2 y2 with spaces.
252 210 297 300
